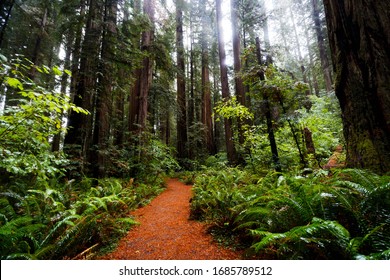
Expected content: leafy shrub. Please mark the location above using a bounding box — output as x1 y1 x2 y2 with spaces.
0 54 88 182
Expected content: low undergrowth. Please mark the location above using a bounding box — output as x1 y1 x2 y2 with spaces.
190 168 390 260
0 176 165 259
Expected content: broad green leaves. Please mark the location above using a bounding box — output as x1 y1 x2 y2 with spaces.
214 96 254 122
0 54 88 179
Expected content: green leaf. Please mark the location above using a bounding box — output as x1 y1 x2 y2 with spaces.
52 66 62 76
5 77 24 90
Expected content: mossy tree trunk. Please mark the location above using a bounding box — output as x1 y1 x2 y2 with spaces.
323 0 390 173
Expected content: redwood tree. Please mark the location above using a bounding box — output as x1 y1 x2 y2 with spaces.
216 0 237 164
176 0 188 159
323 0 390 173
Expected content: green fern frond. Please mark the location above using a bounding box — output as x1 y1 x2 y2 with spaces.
367 249 390 260
6 253 36 260
53 215 96 258
250 218 350 256
250 231 287 252
40 214 81 248
0 191 24 202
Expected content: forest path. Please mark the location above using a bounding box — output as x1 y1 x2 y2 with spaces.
99 178 241 260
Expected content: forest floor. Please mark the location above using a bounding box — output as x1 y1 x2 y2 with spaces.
99 178 242 260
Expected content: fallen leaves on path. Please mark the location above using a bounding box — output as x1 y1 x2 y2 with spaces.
100 178 241 260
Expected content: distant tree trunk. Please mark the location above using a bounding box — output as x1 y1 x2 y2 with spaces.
312 0 333 92
188 13 195 159
176 0 188 159
52 33 73 152
200 0 215 155
289 5 310 96
256 37 281 172
31 7 48 66
216 0 237 165
301 2 320 96
230 0 246 148
260 0 273 65
323 0 390 173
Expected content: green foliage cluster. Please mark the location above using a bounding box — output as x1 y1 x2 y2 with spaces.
0 177 165 259
190 168 390 259
0 54 88 181
219 64 344 172
104 132 179 183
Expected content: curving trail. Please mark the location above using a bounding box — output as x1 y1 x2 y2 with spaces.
100 178 241 260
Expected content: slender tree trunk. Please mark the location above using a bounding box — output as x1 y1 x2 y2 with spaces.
52 33 73 152
216 0 237 165
256 37 281 172
176 0 188 159
301 2 320 96
200 0 215 155
289 5 310 96
323 0 390 173
188 14 195 159
230 0 246 149
312 0 333 92
31 7 48 66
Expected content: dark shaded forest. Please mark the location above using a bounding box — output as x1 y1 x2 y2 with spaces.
0 0 389 260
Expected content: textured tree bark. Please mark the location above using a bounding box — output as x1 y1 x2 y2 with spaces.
64 0 102 176
138 0 154 131
201 0 215 155
129 0 154 133
176 0 188 159
216 0 237 165
323 0 390 173
92 0 117 178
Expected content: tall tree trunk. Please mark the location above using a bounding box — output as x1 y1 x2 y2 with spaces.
312 0 333 92
52 33 73 152
188 13 195 159
256 37 281 172
289 5 310 96
216 0 237 165
200 0 215 155
230 0 246 150
323 0 390 173
176 0 188 159
31 7 48 66
64 0 102 175
92 0 117 178
129 0 155 134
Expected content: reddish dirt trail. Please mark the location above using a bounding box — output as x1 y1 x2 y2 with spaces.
100 178 241 260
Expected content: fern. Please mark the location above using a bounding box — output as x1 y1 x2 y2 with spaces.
250 218 351 259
